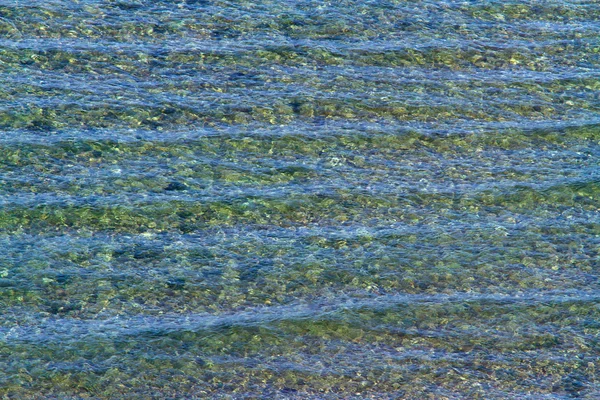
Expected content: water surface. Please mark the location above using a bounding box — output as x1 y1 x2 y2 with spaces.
0 1 599 398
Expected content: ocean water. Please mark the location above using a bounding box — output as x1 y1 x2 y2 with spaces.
0 1 599 398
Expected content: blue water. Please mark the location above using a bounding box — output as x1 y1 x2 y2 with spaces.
0 1 599 398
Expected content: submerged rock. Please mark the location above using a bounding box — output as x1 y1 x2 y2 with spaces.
165 181 188 191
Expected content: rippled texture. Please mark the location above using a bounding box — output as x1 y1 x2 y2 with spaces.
0 0 599 398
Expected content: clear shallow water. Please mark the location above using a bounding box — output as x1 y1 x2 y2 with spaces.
0 0 599 398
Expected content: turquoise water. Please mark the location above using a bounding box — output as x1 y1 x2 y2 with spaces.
0 1 599 398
